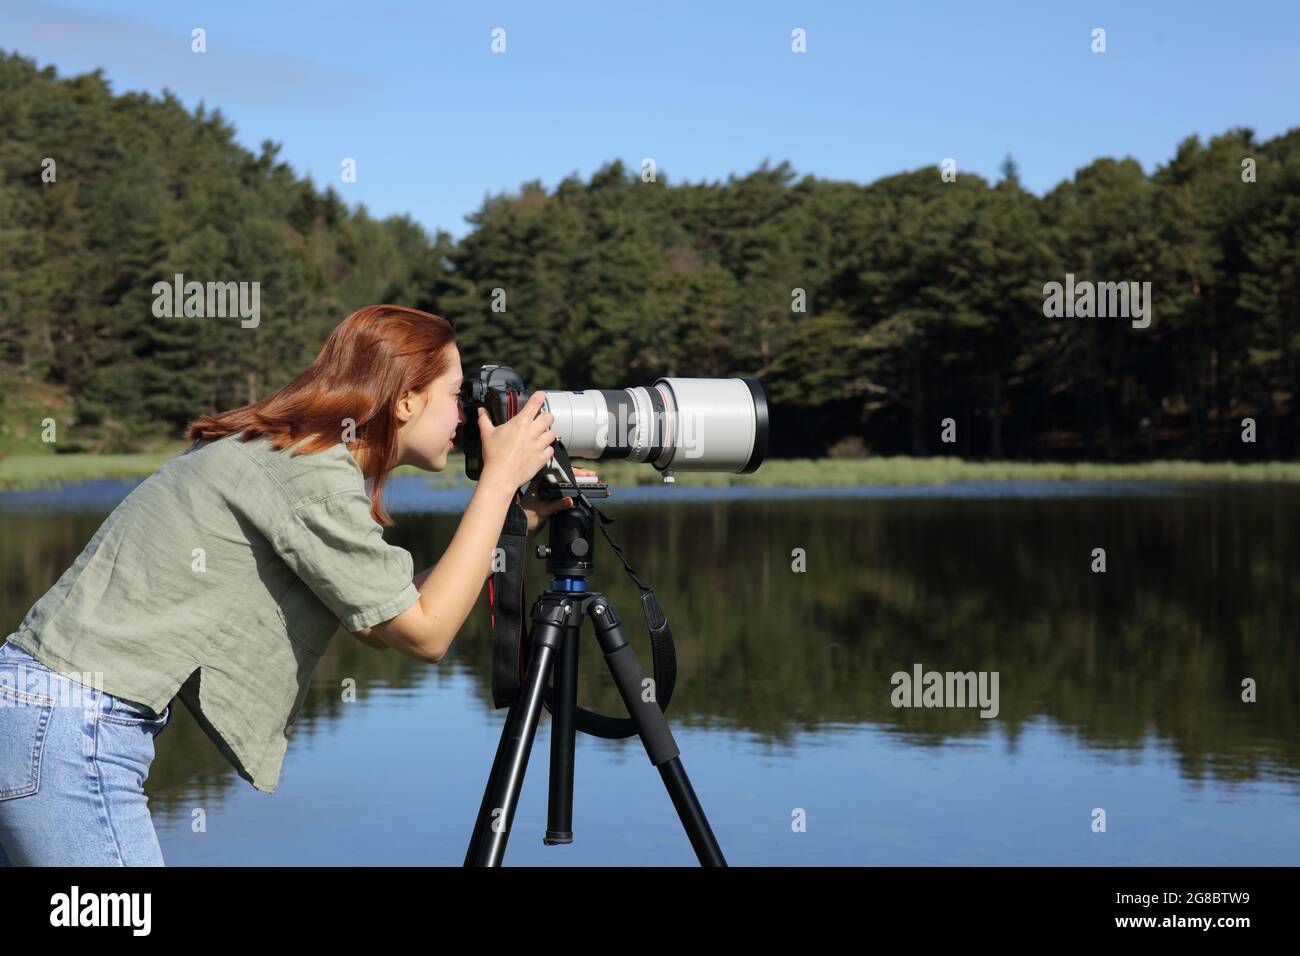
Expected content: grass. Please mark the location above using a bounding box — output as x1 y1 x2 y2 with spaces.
0 445 193 490
3 447 1300 492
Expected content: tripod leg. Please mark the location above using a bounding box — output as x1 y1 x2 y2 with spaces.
589 600 728 866
464 694 523 864
464 598 570 866
545 620 579 844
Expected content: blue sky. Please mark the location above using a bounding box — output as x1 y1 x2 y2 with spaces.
4 0 1297 240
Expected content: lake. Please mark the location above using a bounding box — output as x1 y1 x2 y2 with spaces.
2 477 1297 865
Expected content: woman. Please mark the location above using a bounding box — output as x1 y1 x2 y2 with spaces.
0 304 599 866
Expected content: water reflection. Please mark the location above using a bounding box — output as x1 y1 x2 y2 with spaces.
2 480 1297 863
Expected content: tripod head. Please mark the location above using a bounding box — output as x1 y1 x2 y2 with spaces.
534 466 609 581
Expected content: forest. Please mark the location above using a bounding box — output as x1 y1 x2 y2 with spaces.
2 51 1298 460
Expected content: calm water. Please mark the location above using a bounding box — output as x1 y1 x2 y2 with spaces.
2 477 1298 865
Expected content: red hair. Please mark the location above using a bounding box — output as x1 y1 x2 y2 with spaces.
187 305 457 526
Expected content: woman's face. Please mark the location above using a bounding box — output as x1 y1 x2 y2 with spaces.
396 344 466 472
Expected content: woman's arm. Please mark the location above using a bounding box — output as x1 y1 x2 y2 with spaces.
357 467 603 653
354 389 558 662
353 471 518 661
349 564 457 651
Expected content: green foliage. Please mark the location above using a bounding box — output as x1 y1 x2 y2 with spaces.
3 51 1298 460
0 53 442 451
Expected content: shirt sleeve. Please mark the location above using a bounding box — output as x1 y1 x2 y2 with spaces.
269 487 421 632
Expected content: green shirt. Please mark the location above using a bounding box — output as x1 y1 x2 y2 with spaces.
4 432 421 793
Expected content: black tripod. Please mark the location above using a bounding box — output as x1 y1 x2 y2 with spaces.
463 488 727 866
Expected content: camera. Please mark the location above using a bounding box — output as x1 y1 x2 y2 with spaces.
457 364 769 488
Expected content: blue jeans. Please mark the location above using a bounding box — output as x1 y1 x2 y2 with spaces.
0 639 172 866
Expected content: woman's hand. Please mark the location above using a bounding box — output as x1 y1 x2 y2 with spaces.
477 390 557 495
521 466 608 536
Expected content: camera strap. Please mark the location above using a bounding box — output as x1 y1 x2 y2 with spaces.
488 494 531 711
487 492 678 740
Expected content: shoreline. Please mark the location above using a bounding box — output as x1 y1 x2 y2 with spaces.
3 449 1300 492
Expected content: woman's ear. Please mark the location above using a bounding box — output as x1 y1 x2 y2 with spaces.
394 388 421 425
